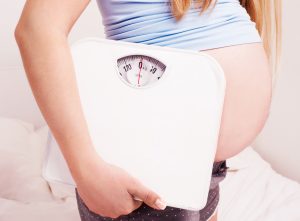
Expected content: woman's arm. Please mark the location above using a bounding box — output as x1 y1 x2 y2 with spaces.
14 0 166 217
14 0 97 178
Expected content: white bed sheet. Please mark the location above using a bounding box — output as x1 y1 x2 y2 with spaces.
219 147 300 221
0 119 300 221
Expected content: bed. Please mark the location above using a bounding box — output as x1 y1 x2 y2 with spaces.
1 66 300 221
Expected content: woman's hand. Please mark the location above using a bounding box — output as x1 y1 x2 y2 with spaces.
72 151 167 219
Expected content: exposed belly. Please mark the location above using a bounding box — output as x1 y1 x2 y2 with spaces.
200 42 272 162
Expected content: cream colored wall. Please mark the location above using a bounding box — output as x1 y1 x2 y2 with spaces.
252 1 300 183
1 0 299 182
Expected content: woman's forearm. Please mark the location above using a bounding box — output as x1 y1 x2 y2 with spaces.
15 29 101 180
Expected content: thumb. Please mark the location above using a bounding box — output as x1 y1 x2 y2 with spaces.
127 178 167 210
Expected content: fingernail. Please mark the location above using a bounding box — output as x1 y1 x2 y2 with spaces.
155 198 167 210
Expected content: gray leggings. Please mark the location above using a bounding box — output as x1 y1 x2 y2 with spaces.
75 160 228 221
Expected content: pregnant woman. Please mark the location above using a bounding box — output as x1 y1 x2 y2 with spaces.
14 0 281 220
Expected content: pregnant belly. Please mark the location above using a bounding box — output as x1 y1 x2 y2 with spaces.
201 42 272 162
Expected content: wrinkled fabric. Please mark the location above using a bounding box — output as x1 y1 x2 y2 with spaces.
95 0 262 51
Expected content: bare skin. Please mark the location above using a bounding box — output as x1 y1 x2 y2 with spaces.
201 42 272 162
14 0 271 220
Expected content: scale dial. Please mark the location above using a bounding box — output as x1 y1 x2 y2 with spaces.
117 55 166 88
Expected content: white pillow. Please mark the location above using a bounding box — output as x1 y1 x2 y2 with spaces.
0 117 53 202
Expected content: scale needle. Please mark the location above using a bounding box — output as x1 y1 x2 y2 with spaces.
138 57 143 85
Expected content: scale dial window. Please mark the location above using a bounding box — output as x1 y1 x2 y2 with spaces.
117 55 166 88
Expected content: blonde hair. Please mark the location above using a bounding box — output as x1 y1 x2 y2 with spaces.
170 0 282 89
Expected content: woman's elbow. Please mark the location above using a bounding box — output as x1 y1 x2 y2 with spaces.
14 22 28 42
14 20 67 44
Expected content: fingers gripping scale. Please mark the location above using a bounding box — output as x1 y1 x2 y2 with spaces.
42 37 226 211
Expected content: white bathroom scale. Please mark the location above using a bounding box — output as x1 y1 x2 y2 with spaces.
42 37 226 211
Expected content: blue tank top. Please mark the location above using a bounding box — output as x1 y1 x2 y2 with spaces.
95 0 262 51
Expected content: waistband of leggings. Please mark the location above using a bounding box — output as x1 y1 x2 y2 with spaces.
212 160 228 175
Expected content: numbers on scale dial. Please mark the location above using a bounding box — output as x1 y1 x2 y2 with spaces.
117 55 166 87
